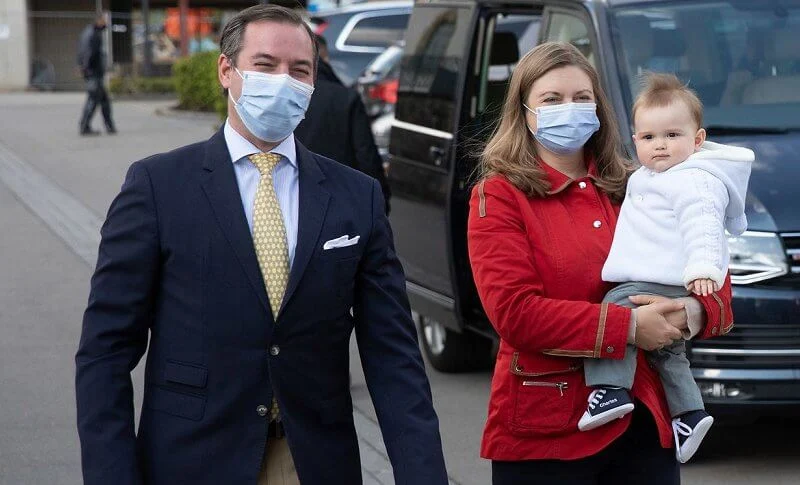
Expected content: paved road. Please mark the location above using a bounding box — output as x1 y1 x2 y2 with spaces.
1 92 798 485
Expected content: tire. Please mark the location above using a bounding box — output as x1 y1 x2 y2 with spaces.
415 313 493 373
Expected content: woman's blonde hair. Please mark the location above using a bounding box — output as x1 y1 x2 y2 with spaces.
479 42 629 202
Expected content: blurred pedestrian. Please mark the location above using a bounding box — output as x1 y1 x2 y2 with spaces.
295 35 391 213
77 14 116 136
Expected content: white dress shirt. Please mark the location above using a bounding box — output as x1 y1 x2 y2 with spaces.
224 119 299 268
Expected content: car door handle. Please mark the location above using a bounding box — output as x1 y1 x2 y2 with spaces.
429 146 445 166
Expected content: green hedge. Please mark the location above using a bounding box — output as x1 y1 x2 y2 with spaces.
173 50 227 118
109 76 176 95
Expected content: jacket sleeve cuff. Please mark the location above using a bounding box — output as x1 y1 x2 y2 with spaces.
627 309 637 344
675 297 705 339
695 274 734 339
598 304 632 360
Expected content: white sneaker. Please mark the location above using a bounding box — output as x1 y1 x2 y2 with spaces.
673 410 714 463
578 387 635 431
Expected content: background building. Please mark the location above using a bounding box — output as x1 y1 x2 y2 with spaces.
0 0 33 89
0 0 296 91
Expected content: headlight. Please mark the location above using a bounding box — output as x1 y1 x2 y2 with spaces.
728 231 788 284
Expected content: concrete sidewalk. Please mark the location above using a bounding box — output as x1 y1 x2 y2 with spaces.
0 92 220 216
0 92 408 485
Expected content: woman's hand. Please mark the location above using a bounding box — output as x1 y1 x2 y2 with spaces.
629 294 688 331
629 298 684 351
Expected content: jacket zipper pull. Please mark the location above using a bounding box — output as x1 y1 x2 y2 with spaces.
556 382 568 397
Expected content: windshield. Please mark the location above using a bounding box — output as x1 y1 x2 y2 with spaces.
612 0 800 131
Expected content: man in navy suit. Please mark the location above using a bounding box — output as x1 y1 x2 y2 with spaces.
75 5 448 485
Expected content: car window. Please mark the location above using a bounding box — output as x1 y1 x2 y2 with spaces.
544 11 595 66
314 12 351 47
612 0 800 130
478 14 542 115
395 6 473 132
343 14 410 49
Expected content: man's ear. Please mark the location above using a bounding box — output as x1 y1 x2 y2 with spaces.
219 54 232 90
695 128 706 149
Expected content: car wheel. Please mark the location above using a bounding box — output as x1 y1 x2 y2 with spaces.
415 313 492 373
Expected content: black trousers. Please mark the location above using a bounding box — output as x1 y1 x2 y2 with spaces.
492 404 680 485
79 76 115 132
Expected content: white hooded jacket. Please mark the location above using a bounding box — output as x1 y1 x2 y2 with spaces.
602 141 754 288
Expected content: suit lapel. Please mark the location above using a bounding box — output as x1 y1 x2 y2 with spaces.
282 142 330 313
200 129 272 316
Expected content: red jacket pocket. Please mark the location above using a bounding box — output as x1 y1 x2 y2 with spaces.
507 352 583 437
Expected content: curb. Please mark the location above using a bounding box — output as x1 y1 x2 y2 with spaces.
154 106 221 125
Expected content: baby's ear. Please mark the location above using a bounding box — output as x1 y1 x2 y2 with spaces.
695 128 706 149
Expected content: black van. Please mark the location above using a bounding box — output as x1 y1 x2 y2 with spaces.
387 0 800 415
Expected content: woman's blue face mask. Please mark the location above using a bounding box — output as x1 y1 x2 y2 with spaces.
230 67 314 143
523 102 600 155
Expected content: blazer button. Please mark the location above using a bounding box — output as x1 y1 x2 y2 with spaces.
606 346 615 353
578 181 587 189
593 220 602 228
270 345 280 356
257 404 268 417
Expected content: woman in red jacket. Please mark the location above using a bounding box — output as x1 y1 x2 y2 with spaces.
467 42 733 484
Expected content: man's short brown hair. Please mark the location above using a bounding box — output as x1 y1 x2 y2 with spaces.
632 72 703 129
219 4 318 72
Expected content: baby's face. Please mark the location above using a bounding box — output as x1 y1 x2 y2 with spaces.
632 101 704 172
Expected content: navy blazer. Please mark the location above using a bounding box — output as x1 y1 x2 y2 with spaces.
76 129 448 485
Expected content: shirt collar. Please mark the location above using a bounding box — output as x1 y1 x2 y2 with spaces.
540 155 599 195
223 119 297 168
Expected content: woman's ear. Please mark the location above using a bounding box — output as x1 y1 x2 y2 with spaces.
695 128 706 150
522 104 536 131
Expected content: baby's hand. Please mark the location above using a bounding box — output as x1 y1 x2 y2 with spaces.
688 278 719 296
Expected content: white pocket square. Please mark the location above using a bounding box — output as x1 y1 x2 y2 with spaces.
323 235 360 250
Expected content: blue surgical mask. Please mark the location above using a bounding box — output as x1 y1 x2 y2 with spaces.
523 102 600 155
230 68 314 143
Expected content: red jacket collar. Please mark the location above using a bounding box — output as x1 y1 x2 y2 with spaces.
539 156 599 195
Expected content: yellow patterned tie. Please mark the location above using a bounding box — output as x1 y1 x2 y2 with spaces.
250 152 288 424
250 152 290 319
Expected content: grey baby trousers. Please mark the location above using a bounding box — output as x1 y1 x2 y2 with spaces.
583 281 705 417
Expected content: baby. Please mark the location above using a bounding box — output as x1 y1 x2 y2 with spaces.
578 73 753 464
